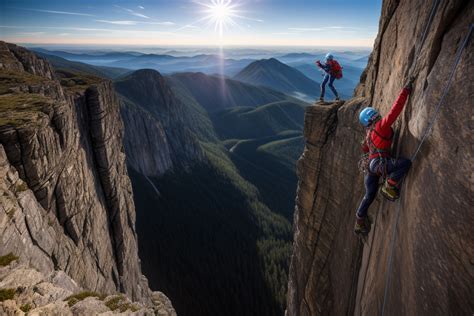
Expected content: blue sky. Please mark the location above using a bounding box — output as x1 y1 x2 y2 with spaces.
1 0 382 47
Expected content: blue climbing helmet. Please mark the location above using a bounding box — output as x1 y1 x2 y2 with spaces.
325 53 334 61
359 107 379 127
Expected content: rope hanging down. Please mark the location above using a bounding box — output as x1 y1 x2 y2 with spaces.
381 23 473 316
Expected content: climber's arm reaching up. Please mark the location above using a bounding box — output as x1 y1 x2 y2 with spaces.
378 78 415 132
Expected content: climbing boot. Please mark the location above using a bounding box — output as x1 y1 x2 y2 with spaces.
381 180 400 201
354 216 371 235
319 97 324 102
335 96 340 101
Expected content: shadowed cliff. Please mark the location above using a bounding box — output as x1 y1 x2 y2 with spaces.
287 0 473 315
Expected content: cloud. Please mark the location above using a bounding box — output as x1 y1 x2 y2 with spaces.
138 6 145 9
144 21 175 26
96 20 137 25
0 25 114 32
18 32 45 36
115 5 150 19
27 9 94 17
95 20 175 26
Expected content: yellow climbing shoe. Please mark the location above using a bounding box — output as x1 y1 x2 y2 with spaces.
354 216 371 235
381 182 400 201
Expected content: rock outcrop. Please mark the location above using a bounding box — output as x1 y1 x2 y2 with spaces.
287 0 473 315
0 42 175 314
0 258 175 315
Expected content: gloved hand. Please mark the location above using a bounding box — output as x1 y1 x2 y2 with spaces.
404 76 415 91
316 60 321 66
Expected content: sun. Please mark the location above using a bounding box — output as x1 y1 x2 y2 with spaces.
199 0 240 37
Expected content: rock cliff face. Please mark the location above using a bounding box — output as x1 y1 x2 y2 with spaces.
115 69 204 177
0 42 175 313
287 1 473 315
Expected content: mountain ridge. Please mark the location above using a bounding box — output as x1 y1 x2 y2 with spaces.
234 58 320 101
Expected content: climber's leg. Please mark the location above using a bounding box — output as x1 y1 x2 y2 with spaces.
355 172 379 234
320 74 329 100
328 75 339 99
381 157 412 201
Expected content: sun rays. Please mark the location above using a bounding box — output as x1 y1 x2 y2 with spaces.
196 0 243 37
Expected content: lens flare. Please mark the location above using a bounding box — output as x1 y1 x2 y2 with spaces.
198 0 241 37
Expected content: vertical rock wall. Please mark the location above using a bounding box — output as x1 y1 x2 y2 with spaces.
0 42 149 301
287 0 473 315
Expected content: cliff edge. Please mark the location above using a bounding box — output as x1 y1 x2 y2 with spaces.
287 0 473 315
0 42 175 314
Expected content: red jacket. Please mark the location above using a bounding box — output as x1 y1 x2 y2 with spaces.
362 88 411 159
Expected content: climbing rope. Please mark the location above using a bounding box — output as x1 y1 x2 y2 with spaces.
380 23 473 316
357 0 442 312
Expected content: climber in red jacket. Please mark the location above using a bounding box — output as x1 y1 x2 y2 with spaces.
354 77 415 235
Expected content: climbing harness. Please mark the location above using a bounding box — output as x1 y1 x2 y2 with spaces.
380 22 473 316
358 123 391 176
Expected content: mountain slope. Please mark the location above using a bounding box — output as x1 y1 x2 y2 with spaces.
287 1 473 315
167 72 296 112
114 69 204 176
234 58 320 100
211 101 306 140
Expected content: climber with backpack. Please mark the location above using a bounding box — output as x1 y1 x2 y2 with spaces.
315 53 343 102
354 76 416 235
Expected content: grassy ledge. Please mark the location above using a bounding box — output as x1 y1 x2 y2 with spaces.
64 291 106 307
0 253 19 267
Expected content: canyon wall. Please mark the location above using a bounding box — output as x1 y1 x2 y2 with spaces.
0 42 173 313
115 69 204 177
287 0 473 315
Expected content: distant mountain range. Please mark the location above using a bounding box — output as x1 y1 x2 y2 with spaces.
234 58 320 101
31 48 254 76
35 51 130 79
167 72 299 112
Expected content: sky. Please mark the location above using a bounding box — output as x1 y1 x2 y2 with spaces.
0 0 382 47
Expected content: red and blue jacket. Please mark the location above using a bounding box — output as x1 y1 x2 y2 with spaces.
362 88 411 159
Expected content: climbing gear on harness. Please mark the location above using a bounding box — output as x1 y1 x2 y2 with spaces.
358 153 370 174
354 215 371 235
359 107 379 127
381 21 473 316
380 181 400 201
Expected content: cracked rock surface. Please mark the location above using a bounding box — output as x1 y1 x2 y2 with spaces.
287 1 473 315
0 41 175 313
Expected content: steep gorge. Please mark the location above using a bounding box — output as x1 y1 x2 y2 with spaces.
287 0 473 315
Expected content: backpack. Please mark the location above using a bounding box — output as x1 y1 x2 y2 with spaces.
328 60 343 79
